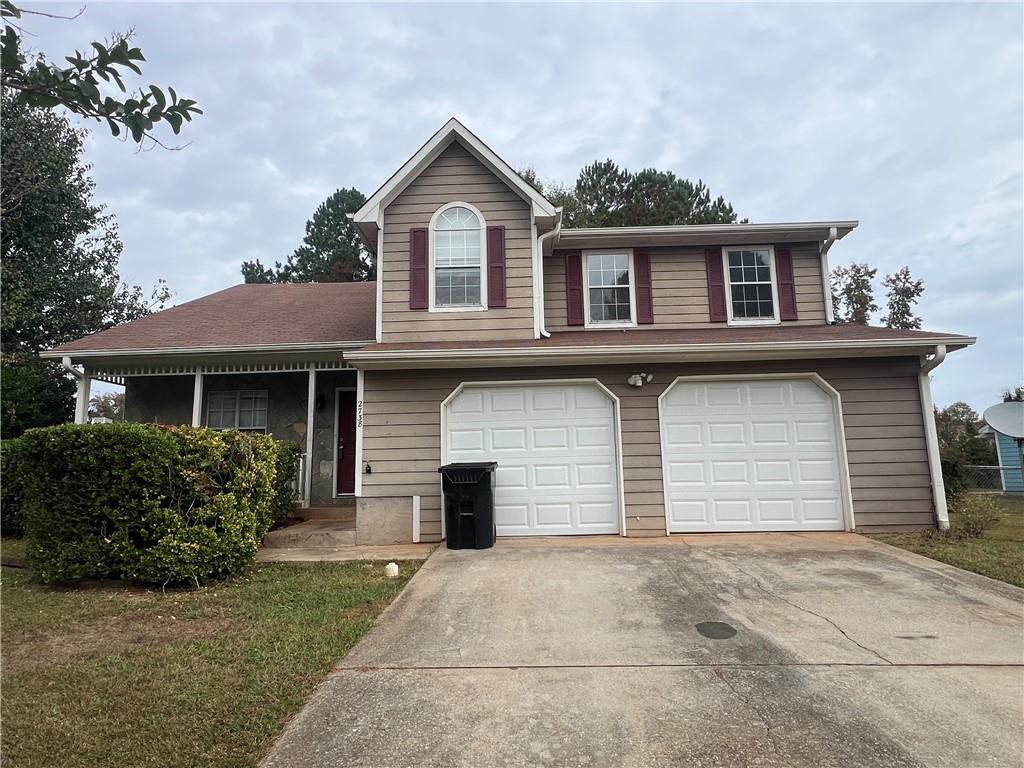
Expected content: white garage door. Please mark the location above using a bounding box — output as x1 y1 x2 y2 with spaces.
660 377 846 532
444 383 620 536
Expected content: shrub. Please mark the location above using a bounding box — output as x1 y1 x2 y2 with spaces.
940 457 967 505
946 494 1001 540
271 440 301 527
18 423 286 585
1 437 28 536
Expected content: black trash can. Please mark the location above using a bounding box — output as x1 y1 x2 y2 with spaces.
438 462 498 550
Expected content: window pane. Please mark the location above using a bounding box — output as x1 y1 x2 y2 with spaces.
435 267 481 307
726 249 775 320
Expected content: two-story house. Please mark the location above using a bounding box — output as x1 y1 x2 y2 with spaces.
45 119 975 543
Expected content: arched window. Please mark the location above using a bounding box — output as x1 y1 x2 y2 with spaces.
431 203 486 309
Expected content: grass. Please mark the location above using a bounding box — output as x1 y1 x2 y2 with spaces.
0 553 422 768
873 495 1024 588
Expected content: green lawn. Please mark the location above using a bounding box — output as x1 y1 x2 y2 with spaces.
873 495 1024 588
0 553 422 768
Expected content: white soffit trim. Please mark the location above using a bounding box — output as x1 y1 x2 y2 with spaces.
346 336 976 368
352 118 557 226
557 221 859 248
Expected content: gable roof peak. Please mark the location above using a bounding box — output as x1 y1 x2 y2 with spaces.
352 118 557 239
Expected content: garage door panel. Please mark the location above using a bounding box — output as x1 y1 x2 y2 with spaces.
446 383 620 536
662 377 845 533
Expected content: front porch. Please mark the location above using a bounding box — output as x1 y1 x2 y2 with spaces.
68 358 360 508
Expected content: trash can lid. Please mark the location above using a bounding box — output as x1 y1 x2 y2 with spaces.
438 461 498 473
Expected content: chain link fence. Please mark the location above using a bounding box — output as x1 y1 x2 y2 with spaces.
962 465 1012 493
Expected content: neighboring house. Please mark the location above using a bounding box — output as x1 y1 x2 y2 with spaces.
44 119 976 543
979 422 1024 493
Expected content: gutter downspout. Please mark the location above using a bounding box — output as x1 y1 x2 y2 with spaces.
820 225 838 324
535 209 563 339
919 344 949 530
62 356 90 424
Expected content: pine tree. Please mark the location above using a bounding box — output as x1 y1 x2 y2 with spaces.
881 267 924 329
830 264 878 325
241 188 371 283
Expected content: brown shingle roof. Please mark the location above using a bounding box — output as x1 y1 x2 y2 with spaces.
49 282 376 354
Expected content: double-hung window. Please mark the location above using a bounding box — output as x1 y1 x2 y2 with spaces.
585 251 636 326
207 390 268 432
432 204 484 309
725 247 779 324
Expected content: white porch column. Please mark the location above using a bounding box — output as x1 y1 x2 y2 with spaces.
74 371 91 424
304 364 316 507
191 368 204 426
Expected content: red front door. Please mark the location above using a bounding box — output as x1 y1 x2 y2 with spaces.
336 390 357 495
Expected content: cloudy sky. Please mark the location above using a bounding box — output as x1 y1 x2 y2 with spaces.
24 2 1023 411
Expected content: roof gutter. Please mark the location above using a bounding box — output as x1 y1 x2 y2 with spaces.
41 340 376 360
820 225 838 324
919 344 949 530
346 335 974 368
534 210 563 338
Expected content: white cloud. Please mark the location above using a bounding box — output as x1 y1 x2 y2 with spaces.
22 1 1023 411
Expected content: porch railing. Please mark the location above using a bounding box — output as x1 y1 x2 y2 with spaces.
292 452 307 504
962 465 1016 493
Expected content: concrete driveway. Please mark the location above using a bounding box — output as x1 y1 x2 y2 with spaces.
263 534 1024 768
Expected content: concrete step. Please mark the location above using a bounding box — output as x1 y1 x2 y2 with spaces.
263 520 356 548
295 505 356 522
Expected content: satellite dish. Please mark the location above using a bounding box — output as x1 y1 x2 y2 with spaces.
983 401 1024 439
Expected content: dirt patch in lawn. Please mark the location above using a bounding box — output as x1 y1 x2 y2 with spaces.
3 612 240 675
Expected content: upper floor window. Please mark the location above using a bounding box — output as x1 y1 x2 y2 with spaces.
431 203 486 310
207 390 268 432
725 247 779 325
584 251 636 327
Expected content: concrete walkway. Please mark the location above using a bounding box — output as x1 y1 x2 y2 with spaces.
257 543 435 563
262 533 1024 767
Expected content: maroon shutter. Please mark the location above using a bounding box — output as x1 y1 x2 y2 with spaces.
775 247 798 321
486 225 506 307
705 246 727 322
634 250 654 324
409 228 428 310
564 250 585 326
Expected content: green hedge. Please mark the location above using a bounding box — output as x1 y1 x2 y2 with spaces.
1 437 28 536
17 423 294 585
271 440 302 527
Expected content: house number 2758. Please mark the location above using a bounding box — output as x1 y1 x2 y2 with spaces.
356 400 363 428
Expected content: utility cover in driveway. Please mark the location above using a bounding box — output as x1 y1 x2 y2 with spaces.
444 383 620 535
661 377 846 532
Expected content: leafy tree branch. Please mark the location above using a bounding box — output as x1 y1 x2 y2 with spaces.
1 1 201 147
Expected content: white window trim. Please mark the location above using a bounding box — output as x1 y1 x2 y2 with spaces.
582 249 637 329
723 244 782 327
428 201 488 313
205 389 269 433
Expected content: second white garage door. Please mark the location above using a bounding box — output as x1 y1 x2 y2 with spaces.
444 382 621 536
660 377 848 533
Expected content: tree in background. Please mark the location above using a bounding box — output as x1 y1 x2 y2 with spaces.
830 263 878 324
831 264 927 328
0 94 169 437
241 188 372 283
935 401 998 466
89 392 125 420
1 2 201 147
1001 386 1023 403
519 162 743 228
881 266 925 329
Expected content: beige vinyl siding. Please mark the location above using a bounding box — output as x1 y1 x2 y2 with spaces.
544 243 826 332
381 141 535 343
360 356 937 541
